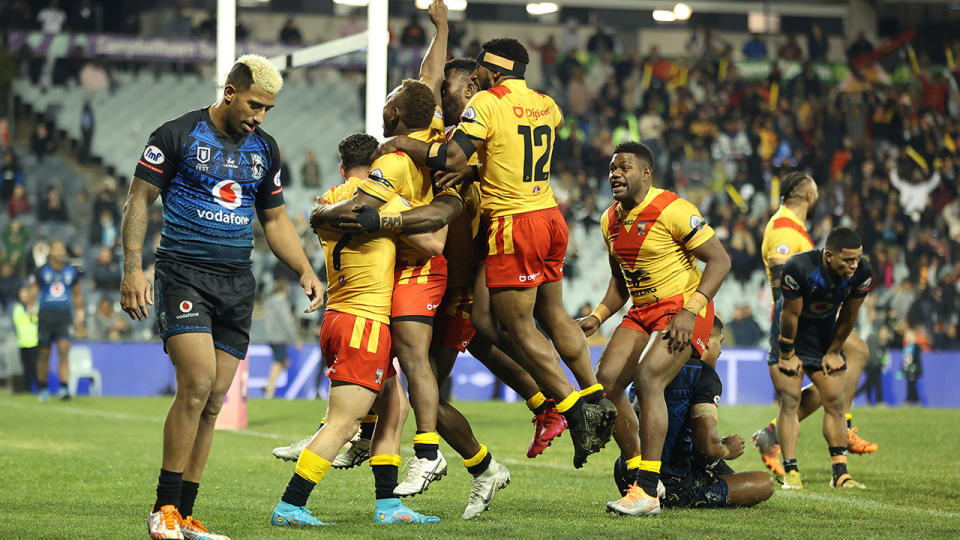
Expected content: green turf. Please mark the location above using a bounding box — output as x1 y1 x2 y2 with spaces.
0 395 957 539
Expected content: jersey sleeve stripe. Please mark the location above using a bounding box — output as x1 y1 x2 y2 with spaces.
137 160 164 174
772 217 813 244
681 222 705 244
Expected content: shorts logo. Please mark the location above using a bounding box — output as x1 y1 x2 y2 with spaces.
427 302 440 312
179 301 192 313
690 214 703 229
143 145 165 165
176 300 200 320
251 153 265 180
462 107 476 120
713 395 720 405
460 340 470 349
212 179 243 210
518 271 541 283
775 243 790 255
274 169 282 187
696 337 705 350
783 274 799 291
375 368 384 384
196 146 211 164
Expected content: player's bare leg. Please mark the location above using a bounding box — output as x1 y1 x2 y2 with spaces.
370 377 409 459
809 369 864 488
55 339 71 398
467 334 540 400
595 326 648 475
534 280 600 391
179 348 240 537
491 286 614 467
719 472 776 506
633 331 697 496
770 364 803 488
36 345 51 399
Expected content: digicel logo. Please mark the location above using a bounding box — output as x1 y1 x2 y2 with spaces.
513 106 552 119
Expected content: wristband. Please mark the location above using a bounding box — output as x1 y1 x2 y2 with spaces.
683 290 708 315
721 444 730 459
590 304 612 324
379 212 403 231
778 339 795 354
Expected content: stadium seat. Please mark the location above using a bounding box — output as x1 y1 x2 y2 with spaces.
68 345 102 397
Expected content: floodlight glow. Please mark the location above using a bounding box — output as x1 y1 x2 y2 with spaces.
673 3 692 20
652 10 677 22
526 2 559 15
334 0 369 6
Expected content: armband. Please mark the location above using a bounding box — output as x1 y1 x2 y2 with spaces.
425 142 447 171
590 304 612 324
778 338 795 354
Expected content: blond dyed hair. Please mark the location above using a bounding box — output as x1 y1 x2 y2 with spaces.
229 54 284 94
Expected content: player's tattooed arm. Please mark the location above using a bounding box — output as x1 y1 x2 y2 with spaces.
768 263 785 301
419 0 448 104
310 190 386 231
120 177 162 320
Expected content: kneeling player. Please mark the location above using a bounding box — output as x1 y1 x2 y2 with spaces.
613 319 774 509
269 134 443 527
770 227 871 489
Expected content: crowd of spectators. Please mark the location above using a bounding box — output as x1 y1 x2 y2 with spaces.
2 3 958 353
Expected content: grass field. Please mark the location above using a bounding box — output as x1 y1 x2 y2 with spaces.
1 395 958 539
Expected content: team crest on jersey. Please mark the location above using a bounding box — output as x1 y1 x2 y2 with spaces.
690 214 703 229
212 179 243 210
637 222 648 235
776 243 790 255
375 369 384 384
783 274 799 291
196 146 211 164
462 107 476 120
369 169 394 189
251 153 266 180
434 107 443 119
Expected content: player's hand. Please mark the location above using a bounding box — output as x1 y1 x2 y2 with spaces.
309 200 327 234
434 168 471 190
120 269 152 320
663 310 695 353
336 204 380 232
822 351 846 376
721 434 745 460
577 315 600 337
299 271 325 313
778 352 802 377
371 136 402 161
428 0 447 28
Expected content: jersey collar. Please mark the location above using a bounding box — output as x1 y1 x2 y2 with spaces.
617 186 660 222
777 205 803 224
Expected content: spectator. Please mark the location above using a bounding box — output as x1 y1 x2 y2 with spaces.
12 284 39 393
1 150 24 201
900 328 924 407
728 223 757 283
889 166 941 222
742 33 767 60
37 0 66 34
92 178 120 225
566 65 590 117
264 279 298 399
530 35 559 90
0 261 19 310
338 10 364 38
69 189 93 232
93 209 118 248
8 184 29 218
301 150 321 188
857 325 889 406
847 31 874 63
807 24 828 61
90 296 131 341
279 18 303 45
2 218 31 275
400 15 426 48
38 185 68 223
195 10 216 39
638 103 665 155
587 23 615 55
79 100 95 163
31 122 55 162
91 246 121 293
777 33 803 61
728 305 763 347
712 118 752 179
164 7 193 38
559 19 580 54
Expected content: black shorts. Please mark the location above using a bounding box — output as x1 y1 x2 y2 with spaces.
270 343 289 364
154 260 255 359
767 298 846 372
661 472 729 509
38 309 73 347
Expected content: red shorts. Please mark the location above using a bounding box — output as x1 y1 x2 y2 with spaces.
433 287 477 353
392 255 448 321
483 207 567 288
320 310 395 392
619 294 715 357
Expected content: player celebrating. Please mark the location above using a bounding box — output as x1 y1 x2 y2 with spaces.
612 319 775 510
361 37 616 468
581 141 730 516
771 227 872 489
753 172 876 484
269 133 443 528
34 239 83 401
121 55 324 540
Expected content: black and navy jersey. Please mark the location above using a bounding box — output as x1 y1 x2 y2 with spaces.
33 264 79 312
629 359 722 479
134 108 285 272
780 249 872 322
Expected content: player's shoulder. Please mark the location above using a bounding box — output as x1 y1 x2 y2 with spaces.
697 361 722 395
784 249 819 274
156 108 205 134
252 124 281 152
855 254 873 276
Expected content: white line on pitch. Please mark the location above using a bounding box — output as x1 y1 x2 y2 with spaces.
781 490 960 519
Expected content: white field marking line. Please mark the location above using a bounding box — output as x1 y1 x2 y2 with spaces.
780 489 960 519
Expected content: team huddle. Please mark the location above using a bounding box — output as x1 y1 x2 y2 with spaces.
120 3 879 539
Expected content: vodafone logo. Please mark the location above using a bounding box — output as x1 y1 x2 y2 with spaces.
212 180 242 210
808 301 835 316
175 299 200 320
179 300 193 313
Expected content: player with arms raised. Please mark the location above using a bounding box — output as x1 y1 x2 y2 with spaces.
121 55 324 540
362 37 616 468
771 227 872 489
580 141 730 516
753 172 876 486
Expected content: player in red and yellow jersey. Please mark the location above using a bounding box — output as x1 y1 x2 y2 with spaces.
270 133 443 527
578 142 730 517
751 172 877 484
366 37 614 469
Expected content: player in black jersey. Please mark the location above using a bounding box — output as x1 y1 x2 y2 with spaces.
120 55 324 540
771 227 871 490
